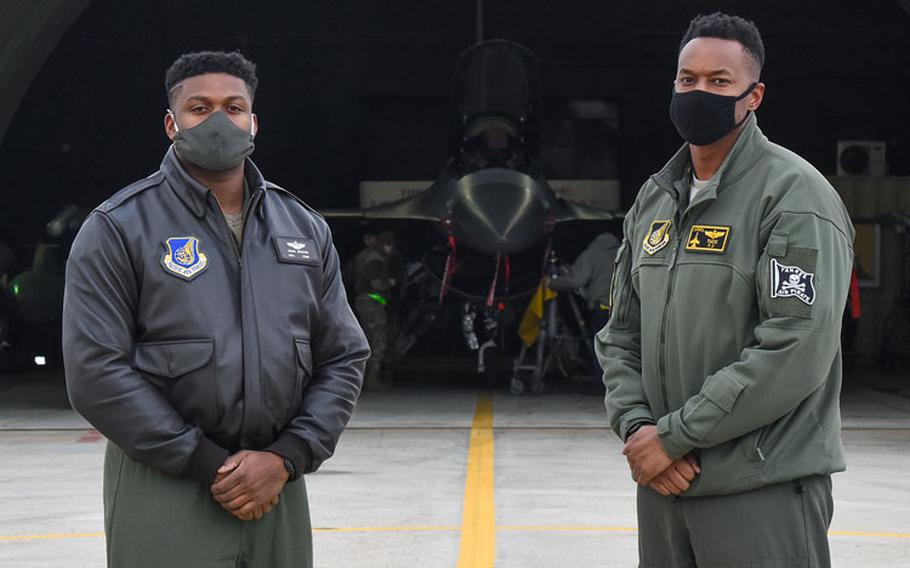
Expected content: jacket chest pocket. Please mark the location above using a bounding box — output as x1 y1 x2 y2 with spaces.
132 339 220 430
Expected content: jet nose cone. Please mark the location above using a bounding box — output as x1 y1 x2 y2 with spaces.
450 169 548 255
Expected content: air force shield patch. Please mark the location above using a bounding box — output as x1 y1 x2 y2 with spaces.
162 236 208 280
642 220 672 255
770 258 815 305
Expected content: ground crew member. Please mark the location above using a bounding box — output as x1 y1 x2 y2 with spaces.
351 230 397 391
596 13 853 567
62 51 369 568
548 232 619 337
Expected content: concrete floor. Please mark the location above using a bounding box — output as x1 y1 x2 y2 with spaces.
0 370 909 567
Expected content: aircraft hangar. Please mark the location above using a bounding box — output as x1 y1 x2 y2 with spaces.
1 1 908 566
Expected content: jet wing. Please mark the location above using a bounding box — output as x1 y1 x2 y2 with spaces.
552 200 624 223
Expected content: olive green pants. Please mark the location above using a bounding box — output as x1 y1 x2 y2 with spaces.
104 443 312 568
637 475 833 568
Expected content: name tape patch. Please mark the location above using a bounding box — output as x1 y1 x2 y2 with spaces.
274 237 320 266
685 225 730 254
770 258 815 305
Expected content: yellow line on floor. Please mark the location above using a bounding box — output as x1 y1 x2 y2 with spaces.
0 532 104 541
4 526 910 542
315 526 458 534
499 525 638 533
829 530 910 539
456 392 496 568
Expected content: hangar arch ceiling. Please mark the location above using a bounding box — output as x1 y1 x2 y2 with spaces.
0 0 90 145
2 0 909 146
0 0 908 191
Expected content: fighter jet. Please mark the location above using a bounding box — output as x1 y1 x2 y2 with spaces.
326 39 620 381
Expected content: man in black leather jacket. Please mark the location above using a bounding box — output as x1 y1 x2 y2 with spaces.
63 51 369 568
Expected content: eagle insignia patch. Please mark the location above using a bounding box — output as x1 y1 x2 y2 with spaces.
685 225 730 253
642 220 672 255
162 236 208 280
770 259 815 305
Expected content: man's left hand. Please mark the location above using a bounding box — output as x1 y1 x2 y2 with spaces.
622 425 674 486
211 450 289 520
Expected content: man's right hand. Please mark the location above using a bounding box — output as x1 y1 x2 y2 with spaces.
648 453 700 496
212 466 279 521
211 451 288 521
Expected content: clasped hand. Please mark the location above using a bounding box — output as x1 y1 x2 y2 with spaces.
622 425 700 496
210 450 289 521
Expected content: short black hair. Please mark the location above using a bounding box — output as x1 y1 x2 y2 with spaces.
164 50 259 105
679 12 765 77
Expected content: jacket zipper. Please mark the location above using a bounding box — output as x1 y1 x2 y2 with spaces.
658 228 681 416
215 188 263 447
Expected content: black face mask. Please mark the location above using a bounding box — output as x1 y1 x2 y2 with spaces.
171 110 256 171
669 82 757 146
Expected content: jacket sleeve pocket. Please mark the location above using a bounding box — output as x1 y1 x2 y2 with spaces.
701 373 747 413
607 241 634 327
765 230 789 258
133 339 213 378
670 373 748 445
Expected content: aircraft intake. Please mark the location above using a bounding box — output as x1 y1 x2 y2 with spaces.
448 168 549 255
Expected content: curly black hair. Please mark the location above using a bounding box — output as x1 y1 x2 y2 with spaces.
680 13 765 77
165 51 258 105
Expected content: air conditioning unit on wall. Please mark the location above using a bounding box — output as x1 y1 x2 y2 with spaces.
836 140 887 176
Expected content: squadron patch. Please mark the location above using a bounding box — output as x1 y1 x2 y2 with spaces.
770 259 815 305
161 236 208 280
685 225 730 253
642 220 672 255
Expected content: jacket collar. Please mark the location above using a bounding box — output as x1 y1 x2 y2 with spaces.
161 146 267 219
650 113 768 201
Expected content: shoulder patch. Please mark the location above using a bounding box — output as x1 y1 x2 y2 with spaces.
770 258 815 305
642 220 672 255
685 225 730 254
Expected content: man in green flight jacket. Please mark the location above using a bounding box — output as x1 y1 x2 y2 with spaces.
596 13 853 567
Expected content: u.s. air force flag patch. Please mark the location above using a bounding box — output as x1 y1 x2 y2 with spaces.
770 258 815 305
161 236 208 280
642 220 672 255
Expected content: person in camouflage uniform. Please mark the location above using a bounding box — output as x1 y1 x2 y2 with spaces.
351 231 397 391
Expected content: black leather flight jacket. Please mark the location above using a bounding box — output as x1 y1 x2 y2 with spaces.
63 148 369 484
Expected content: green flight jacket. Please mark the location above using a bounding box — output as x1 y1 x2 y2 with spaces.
597 114 854 496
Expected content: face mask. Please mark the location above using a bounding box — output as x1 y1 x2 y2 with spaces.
669 82 757 146
170 110 255 171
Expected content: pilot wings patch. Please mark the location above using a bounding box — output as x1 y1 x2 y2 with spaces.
161 236 208 281
770 259 815 305
685 225 730 253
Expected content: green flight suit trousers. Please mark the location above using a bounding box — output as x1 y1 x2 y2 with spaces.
637 475 833 568
103 443 313 568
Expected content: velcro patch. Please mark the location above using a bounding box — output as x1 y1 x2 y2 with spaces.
685 225 730 253
274 237 320 266
770 259 815 305
642 220 672 255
